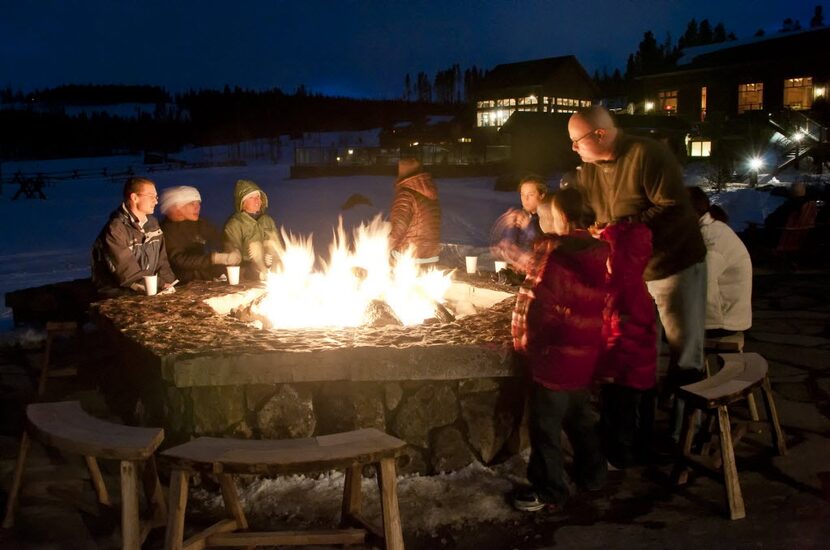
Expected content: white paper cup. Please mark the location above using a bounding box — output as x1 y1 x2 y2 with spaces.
465 256 478 274
226 265 240 285
494 260 507 272
143 275 158 296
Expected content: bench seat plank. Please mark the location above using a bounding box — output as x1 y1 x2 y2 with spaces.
678 353 768 408
27 401 164 461
162 428 406 475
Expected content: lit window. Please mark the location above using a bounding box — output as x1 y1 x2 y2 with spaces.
688 140 712 157
658 90 678 114
738 82 764 114
700 87 707 122
784 77 813 110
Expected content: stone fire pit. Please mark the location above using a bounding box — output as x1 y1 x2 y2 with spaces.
91 276 526 474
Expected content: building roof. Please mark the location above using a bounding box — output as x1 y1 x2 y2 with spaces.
672 26 830 71
478 55 598 97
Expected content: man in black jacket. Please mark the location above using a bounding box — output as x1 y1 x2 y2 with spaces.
91 177 177 296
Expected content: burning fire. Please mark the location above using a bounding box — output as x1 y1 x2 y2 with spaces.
253 215 452 328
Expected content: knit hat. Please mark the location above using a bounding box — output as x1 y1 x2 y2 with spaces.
241 190 261 205
160 186 201 215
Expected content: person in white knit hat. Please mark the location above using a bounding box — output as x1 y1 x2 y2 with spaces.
160 185 240 283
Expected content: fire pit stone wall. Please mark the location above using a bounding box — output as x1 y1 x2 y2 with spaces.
92 279 527 474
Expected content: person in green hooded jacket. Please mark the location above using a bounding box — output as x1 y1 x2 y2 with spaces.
222 179 280 282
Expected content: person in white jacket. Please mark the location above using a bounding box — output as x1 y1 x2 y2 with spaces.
688 187 752 335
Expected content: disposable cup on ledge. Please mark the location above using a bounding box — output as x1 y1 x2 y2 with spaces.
226 265 240 285
465 256 478 274
494 260 507 273
143 275 158 296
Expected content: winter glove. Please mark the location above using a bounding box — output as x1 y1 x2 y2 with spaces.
264 238 282 257
264 253 274 268
211 250 242 266
247 241 268 273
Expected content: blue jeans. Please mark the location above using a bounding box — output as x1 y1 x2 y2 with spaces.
647 260 707 439
527 383 606 506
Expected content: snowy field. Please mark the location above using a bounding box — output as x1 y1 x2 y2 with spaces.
0 132 810 328
0 134 822 531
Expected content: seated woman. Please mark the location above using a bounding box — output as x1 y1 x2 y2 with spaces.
160 185 240 284
687 187 752 337
223 179 280 282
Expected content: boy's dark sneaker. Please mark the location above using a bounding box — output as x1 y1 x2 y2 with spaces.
512 488 553 512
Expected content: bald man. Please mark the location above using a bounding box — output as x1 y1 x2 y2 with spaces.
566 105 707 441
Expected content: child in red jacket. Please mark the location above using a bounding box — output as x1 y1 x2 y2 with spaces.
511 187 610 512
595 221 657 468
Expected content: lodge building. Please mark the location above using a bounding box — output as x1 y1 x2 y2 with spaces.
474 55 598 128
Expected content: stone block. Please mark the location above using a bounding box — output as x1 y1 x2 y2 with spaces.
396 445 428 475
459 378 500 394
246 384 278 410
430 426 476 473
191 385 246 435
392 383 458 447
384 382 403 411
314 382 386 434
164 386 190 435
461 383 522 463
256 384 316 439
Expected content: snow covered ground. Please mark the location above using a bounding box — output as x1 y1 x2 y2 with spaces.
0 133 814 327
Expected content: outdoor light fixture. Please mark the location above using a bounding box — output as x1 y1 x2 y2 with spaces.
793 131 804 142
347 149 354 155
815 87 826 98
644 101 655 113
749 157 764 171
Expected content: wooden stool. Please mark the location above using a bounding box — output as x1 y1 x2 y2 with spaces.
162 428 407 550
2 401 166 549
673 353 787 520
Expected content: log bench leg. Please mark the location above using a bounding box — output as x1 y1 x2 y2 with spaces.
717 406 745 520
341 464 363 525
2 432 31 528
673 409 698 486
377 457 404 550
85 455 111 506
121 460 141 550
761 377 788 456
164 470 190 550
219 473 248 529
142 455 167 526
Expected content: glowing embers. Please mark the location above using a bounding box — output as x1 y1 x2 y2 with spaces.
253 216 452 329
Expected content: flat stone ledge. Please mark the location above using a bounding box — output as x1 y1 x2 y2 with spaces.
91 278 518 388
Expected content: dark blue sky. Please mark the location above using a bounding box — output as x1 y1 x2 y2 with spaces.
0 0 818 98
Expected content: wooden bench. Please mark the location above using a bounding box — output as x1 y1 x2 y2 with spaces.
673 353 787 520
2 401 166 549
162 428 407 550
704 332 760 424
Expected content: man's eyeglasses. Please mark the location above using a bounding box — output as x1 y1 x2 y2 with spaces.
572 129 598 145
137 193 158 200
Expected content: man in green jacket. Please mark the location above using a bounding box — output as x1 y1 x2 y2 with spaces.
567 105 707 441
222 179 280 282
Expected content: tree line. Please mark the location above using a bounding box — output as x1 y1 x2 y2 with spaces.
0 85 459 160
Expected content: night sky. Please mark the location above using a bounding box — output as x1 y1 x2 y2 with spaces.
0 0 818 99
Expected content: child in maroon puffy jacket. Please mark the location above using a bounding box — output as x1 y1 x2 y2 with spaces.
510 187 610 512
595 221 657 468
